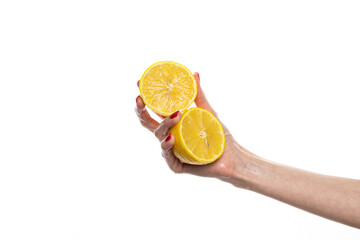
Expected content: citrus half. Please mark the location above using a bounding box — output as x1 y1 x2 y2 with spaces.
169 107 225 165
139 61 197 116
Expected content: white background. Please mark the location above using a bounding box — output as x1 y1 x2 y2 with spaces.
1 0 359 239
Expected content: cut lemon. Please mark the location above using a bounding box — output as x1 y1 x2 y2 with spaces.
169 107 225 165
139 61 197 116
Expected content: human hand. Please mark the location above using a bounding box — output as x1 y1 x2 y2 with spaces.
135 73 255 184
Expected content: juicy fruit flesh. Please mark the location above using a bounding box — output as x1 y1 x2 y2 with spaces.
140 62 196 116
181 109 224 161
169 107 225 165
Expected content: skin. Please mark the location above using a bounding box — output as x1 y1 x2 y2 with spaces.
135 72 360 229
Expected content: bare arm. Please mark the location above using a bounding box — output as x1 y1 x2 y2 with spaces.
227 139 360 228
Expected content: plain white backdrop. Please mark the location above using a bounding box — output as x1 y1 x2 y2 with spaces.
0 0 359 239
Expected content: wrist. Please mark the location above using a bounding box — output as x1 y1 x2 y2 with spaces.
227 149 267 190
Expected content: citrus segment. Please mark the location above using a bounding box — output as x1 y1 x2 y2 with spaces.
139 61 197 116
169 107 225 165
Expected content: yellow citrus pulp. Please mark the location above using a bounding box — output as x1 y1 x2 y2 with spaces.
139 61 197 116
169 107 225 165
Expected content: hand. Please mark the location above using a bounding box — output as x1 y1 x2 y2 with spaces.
135 73 254 184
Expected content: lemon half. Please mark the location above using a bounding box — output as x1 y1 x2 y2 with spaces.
170 107 225 165
139 61 197 116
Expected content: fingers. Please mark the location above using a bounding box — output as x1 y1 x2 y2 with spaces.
135 95 160 132
161 134 174 158
161 133 185 173
154 111 181 141
193 72 217 117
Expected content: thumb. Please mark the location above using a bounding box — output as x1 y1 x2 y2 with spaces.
193 72 217 117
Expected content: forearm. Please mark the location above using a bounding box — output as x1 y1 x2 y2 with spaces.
229 150 360 228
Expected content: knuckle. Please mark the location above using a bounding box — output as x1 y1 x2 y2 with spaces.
154 126 161 138
135 107 144 117
139 119 146 126
155 124 167 140
161 149 169 159
138 119 149 129
170 161 183 174
171 168 182 174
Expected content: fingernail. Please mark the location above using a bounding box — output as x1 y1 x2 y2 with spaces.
165 134 171 142
170 111 179 119
136 96 140 102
